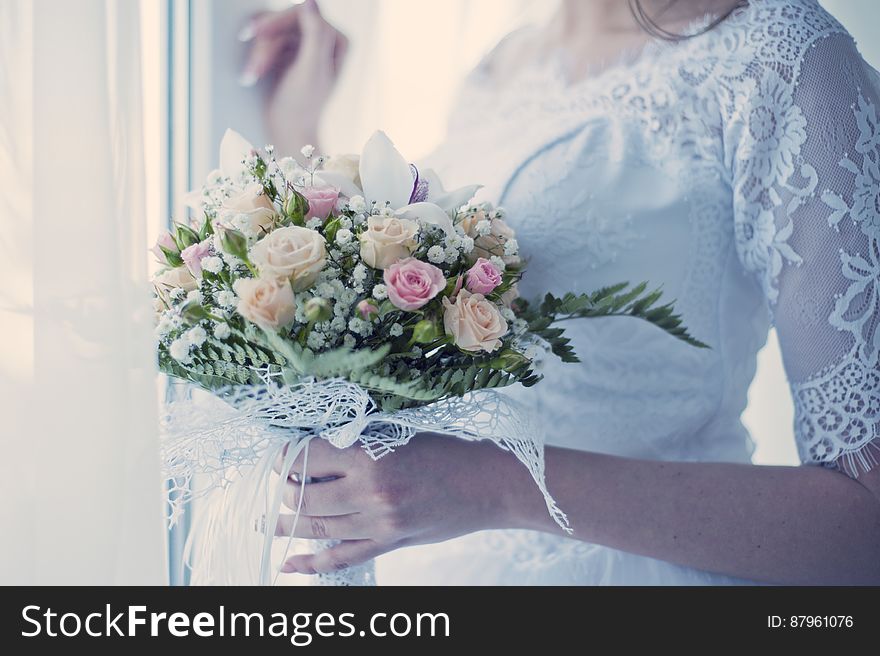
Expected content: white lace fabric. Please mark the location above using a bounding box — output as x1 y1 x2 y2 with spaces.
720 8 880 477
441 0 880 479
373 0 880 585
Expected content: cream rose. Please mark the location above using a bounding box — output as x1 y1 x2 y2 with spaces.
359 216 419 269
472 218 521 266
458 209 487 237
233 277 296 331
221 183 277 236
442 289 509 353
322 154 361 188
500 282 520 307
153 266 197 306
249 226 327 291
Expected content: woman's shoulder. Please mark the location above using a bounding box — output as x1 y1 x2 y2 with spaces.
707 0 851 75
471 25 542 85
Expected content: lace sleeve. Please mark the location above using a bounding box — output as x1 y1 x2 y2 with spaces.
727 25 880 477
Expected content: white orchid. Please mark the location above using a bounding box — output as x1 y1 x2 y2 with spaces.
182 128 257 209
317 131 480 237
188 129 480 237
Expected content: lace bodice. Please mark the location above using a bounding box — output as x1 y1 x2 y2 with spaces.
377 0 880 585
423 0 880 478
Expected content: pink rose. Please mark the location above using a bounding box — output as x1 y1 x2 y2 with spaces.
180 239 213 277
150 231 178 264
357 299 379 320
302 186 340 221
465 258 502 295
383 258 446 311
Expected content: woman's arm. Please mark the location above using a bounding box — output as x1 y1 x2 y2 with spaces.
240 0 347 155
515 447 880 585
274 436 880 584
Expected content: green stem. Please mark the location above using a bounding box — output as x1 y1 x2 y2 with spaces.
297 320 316 347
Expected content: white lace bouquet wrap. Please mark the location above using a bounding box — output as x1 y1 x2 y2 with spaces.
162 376 566 586
153 129 703 586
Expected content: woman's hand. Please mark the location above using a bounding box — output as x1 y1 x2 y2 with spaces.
274 434 533 574
239 0 347 155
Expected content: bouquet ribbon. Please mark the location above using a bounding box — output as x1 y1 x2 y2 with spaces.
162 375 571 586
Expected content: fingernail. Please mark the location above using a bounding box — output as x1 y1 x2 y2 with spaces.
238 71 259 87
237 23 255 42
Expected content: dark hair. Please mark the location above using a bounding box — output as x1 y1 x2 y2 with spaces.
628 0 747 41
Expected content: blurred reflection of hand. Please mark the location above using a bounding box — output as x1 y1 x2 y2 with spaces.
240 0 348 155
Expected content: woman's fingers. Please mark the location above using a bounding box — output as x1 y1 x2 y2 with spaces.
282 475 358 516
275 512 368 539
240 34 290 86
294 0 337 66
239 4 311 86
240 5 302 42
273 439 356 479
292 438 361 478
280 539 388 574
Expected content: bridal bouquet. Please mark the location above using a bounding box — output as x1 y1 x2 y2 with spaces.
155 130 703 585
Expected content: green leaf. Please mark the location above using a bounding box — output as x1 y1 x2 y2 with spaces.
159 246 184 267
173 223 201 249
284 190 309 226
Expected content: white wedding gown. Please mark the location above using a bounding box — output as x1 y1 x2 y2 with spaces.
376 0 880 585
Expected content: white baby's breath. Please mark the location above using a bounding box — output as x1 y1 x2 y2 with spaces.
348 317 372 336
490 255 506 271
427 245 445 263
213 322 231 340
216 290 236 308
169 337 191 363
372 284 388 300
475 220 492 236
444 234 462 249
348 195 367 213
307 330 326 350
201 256 223 274
186 289 203 304
336 228 352 245
186 326 207 347
390 323 404 337
155 316 174 337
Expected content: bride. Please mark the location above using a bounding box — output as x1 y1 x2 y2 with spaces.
241 0 880 584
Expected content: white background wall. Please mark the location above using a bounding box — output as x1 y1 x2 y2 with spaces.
179 0 880 467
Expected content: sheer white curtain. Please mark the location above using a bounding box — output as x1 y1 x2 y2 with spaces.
0 0 165 584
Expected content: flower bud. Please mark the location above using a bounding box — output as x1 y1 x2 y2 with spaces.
180 300 211 324
488 349 529 372
174 223 201 249
304 297 331 323
284 190 310 224
357 299 379 321
411 319 441 344
217 226 249 261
